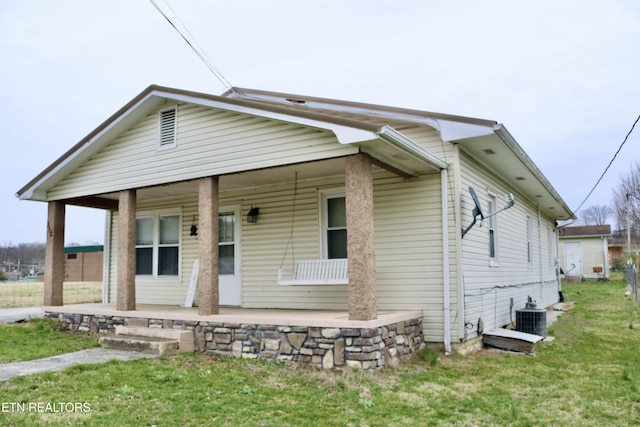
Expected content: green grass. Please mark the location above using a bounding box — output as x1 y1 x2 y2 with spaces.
1 279 640 426
0 318 100 363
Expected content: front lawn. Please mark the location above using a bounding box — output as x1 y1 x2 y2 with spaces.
0 318 99 364
1 279 639 426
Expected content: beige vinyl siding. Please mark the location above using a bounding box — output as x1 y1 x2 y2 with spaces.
394 124 453 161
459 151 559 339
374 173 447 342
48 102 357 200
105 169 449 341
395 124 460 342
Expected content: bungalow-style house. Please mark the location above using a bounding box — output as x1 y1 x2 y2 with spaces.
558 225 612 282
17 85 573 369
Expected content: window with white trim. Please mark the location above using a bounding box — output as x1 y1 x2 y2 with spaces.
321 191 347 259
527 216 533 267
548 227 554 268
488 194 498 265
218 212 235 275
136 213 180 277
157 106 177 150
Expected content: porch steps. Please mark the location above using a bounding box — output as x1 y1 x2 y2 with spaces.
99 326 195 356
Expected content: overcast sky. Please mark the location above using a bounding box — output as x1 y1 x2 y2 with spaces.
1 0 639 245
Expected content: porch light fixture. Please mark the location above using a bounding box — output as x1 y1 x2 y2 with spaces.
247 206 260 223
190 215 198 236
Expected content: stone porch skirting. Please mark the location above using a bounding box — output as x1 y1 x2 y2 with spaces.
44 310 424 371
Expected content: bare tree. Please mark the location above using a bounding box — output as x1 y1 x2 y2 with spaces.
581 205 612 225
612 162 640 232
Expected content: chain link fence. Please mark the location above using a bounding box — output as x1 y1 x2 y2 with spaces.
627 262 640 303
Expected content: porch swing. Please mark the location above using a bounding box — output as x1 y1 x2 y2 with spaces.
276 172 349 286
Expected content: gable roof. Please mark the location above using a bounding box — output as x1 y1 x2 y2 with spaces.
559 225 612 238
16 84 573 220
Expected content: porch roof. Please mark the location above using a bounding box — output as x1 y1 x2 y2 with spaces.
43 304 423 329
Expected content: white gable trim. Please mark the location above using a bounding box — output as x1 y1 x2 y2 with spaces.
19 88 448 201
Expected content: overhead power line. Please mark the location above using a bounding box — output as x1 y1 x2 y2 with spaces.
573 113 640 215
149 0 233 91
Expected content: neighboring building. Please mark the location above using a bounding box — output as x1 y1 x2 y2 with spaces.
36 245 104 282
64 245 104 281
559 225 612 281
17 85 573 367
607 230 640 268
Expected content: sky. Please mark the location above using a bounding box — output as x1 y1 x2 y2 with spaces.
1 0 639 245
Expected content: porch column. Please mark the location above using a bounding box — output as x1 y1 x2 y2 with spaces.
198 176 220 315
346 153 377 321
116 189 136 311
44 201 65 306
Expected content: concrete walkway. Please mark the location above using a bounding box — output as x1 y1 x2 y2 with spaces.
0 307 158 382
0 348 158 381
0 307 43 323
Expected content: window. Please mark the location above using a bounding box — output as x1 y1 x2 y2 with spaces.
322 192 347 259
527 216 533 267
218 212 235 275
136 214 180 277
157 106 177 149
548 227 554 268
488 194 498 265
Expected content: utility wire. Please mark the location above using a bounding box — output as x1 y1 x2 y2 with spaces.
573 113 640 214
149 0 233 91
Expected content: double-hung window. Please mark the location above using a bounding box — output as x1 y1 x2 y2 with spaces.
488 194 499 266
136 213 180 277
322 192 347 259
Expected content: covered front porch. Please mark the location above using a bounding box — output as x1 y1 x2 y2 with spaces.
43 154 384 319
44 303 424 371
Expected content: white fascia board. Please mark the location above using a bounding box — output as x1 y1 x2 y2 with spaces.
153 90 377 145
434 119 496 142
377 125 448 170
493 124 575 219
19 93 164 201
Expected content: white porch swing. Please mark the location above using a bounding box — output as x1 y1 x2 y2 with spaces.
277 172 349 286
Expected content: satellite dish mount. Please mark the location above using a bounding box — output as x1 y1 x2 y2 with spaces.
461 187 514 238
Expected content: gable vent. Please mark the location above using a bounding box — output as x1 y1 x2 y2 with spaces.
158 107 177 149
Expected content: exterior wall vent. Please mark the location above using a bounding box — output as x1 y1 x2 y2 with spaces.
158 107 177 149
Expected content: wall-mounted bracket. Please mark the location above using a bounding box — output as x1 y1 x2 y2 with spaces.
461 187 514 238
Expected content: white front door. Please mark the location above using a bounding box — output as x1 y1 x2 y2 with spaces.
564 241 582 277
219 205 241 306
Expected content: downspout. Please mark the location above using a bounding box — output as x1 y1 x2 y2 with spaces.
555 224 562 294
453 145 465 346
102 210 112 304
441 168 452 355
538 206 543 302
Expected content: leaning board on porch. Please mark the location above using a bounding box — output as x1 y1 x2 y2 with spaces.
277 259 348 285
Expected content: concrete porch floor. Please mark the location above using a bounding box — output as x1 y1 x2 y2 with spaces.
43 304 423 329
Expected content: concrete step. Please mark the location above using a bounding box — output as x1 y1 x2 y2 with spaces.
100 335 179 356
99 326 195 355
